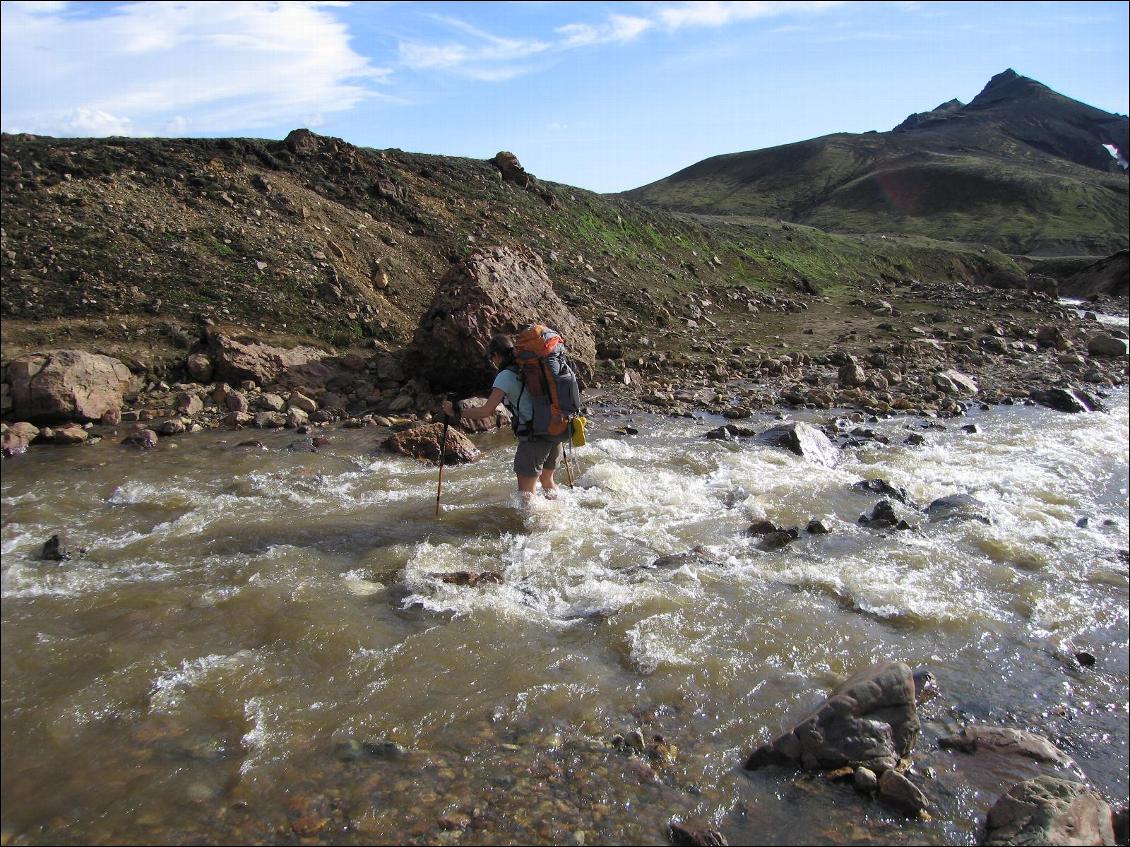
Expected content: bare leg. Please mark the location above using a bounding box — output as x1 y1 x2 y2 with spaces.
517 474 537 504
539 466 557 498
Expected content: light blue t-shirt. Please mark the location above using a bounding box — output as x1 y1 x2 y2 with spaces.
492 367 534 425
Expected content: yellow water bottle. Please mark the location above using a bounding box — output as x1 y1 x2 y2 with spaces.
571 415 587 447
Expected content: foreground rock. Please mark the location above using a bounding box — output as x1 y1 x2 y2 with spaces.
408 245 596 396
745 660 919 774
8 350 135 422
383 423 480 465
983 775 1116 846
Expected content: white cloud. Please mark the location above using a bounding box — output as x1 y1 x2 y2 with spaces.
657 1 845 30
1 1 392 137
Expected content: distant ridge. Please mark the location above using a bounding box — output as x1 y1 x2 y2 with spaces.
620 70 1129 255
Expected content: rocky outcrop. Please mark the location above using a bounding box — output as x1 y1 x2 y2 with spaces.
1061 249 1129 300
491 151 534 188
8 350 135 423
383 422 480 465
745 661 919 774
755 421 838 466
408 246 596 395
983 776 1116 846
207 332 334 388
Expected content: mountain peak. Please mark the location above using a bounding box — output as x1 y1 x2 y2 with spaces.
968 69 1050 109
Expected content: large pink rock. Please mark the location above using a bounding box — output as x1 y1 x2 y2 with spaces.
409 246 595 396
207 332 334 388
8 350 135 423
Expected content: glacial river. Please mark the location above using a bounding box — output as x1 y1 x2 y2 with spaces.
2 385 1127 845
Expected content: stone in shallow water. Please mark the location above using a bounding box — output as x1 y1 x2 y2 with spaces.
984 776 1114 846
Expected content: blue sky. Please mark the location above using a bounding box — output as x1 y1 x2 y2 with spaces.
2 1 1128 192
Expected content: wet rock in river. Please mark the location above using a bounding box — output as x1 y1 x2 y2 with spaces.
852 478 915 506
434 571 503 587
383 422 480 465
755 421 838 466
41 533 72 561
1030 387 1102 413
879 768 929 815
938 726 1085 780
122 427 159 449
745 660 920 774
52 422 89 444
854 766 879 794
704 423 756 440
2 421 40 456
984 775 1115 846
924 493 990 524
668 821 728 846
859 500 916 531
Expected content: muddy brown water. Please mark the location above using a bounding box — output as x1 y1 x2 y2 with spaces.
2 388 1127 845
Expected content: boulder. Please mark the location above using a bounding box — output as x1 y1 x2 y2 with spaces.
933 369 979 396
288 392 318 414
745 660 920 774
53 423 89 444
174 392 203 415
2 421 39 457
207 332 334 388
852 478 915 506
383 422 480 465
453 396 512 434
185 353 214 382
8 350 135 423
859 499 916 531
1088 333 1129 358
491 151 534 187
984 776 1115 846
924 493 991 524
1031 387 1101 413
122 427 159 449
407 246 596 396
755 422 838 467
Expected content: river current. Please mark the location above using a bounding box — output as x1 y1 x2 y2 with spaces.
2 384 1127 844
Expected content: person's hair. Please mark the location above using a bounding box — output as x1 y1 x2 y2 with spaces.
487 334 514 364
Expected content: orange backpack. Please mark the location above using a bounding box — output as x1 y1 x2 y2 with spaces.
511 324 582 440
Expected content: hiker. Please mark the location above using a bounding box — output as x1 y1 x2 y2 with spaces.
442 331 577 502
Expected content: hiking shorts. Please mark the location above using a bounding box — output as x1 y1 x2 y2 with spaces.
514 438 562 478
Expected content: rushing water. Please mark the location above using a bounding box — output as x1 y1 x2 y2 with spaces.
2 386 1128 845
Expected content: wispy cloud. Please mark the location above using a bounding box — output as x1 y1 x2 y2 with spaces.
398 2 844 82
1 1 392 137
656 1 845 31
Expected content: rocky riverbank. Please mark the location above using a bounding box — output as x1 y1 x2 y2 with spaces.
2 252 1125 461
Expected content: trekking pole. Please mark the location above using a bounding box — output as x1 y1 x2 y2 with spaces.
562 439 576 488
435 399 460 517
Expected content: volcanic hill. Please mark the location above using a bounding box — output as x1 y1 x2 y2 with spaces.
621 70 1129 256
